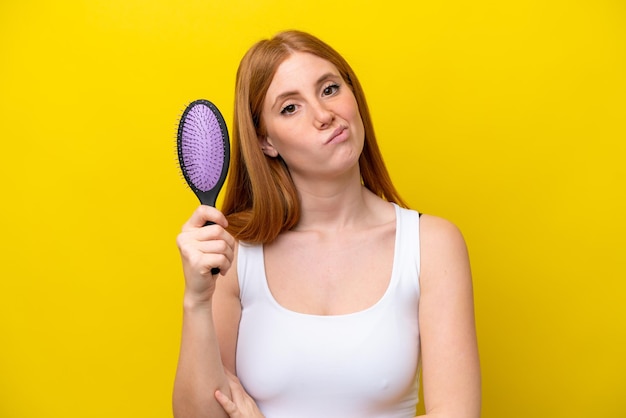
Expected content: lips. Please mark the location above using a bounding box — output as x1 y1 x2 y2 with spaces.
325 126 348 144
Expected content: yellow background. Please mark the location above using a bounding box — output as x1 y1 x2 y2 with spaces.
1 1 624 417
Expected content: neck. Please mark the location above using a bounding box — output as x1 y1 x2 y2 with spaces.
291 168 376 232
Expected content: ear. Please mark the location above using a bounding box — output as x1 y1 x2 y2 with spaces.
259 135 279 158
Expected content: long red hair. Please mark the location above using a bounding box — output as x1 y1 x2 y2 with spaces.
222 30 406 244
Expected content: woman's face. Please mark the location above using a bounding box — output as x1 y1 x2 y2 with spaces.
260 52 365 182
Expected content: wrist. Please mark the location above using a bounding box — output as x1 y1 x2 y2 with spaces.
182 292 214 313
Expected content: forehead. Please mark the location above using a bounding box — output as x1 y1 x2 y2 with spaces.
266 52 340 97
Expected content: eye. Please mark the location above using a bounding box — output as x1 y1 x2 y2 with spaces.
322 83 340 97
280 104 297 115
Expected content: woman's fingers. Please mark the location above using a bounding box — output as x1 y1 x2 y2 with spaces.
215 390 239 417
182 205 229 231
176 206 236 304
215 371 265 418
177 206 235 274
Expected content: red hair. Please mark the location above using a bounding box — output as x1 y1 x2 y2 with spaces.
222 30 406 243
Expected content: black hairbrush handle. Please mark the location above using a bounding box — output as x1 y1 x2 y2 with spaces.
202 220 221 276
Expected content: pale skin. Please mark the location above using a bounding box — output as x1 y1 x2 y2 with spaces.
173 52 481 417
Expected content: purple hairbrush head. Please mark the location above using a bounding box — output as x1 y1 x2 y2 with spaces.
177 99 230 207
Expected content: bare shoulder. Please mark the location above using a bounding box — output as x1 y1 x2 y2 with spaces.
419 214 467 250
416 215 481 416
418 214 471 287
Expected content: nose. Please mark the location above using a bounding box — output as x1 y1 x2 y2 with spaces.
312 101 334 129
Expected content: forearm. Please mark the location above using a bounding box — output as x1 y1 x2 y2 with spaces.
173 300 230 418
414 413 479 418
414 407 480 418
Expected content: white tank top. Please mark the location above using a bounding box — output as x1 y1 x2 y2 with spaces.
236 204 421 418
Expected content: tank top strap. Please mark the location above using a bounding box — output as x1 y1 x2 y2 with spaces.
237 241 265 304
392 204 422 296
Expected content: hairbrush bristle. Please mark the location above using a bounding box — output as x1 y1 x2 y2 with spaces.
179 103 225 192
176 99 230 208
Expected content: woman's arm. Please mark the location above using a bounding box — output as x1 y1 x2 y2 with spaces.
172 205 240 418
215 370 265 418
417 215 481 418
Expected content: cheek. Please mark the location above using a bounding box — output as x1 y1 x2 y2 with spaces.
346 95 362 124
265 123 300 152
350 101 365 137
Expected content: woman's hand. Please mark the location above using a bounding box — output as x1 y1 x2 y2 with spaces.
215 370 264 418
176 205 236 307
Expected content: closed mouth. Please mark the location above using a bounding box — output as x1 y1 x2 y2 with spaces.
326 125 348 144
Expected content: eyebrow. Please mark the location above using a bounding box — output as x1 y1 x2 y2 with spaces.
271 72 341 110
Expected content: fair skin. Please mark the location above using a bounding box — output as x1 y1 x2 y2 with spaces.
173 52 480 418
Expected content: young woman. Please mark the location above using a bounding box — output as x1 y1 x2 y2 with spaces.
173 30 481 418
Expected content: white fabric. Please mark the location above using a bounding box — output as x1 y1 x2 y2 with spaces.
236 204 421 418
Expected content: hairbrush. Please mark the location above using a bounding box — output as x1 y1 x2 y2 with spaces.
177 99 230 274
